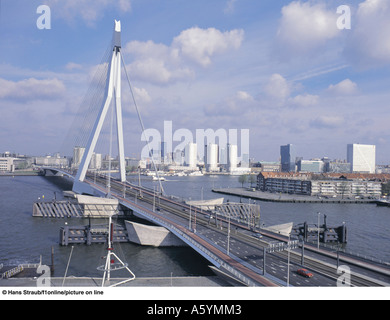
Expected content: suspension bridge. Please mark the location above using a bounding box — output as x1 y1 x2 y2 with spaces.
40 21 390 288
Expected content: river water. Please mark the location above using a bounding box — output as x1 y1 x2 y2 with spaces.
0 174 389 279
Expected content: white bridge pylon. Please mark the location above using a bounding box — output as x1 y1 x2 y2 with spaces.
75 20 126 185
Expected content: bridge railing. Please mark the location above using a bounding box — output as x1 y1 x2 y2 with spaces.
119 199 259 287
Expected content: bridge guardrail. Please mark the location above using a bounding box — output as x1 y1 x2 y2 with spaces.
119 198 260 287
1 265 24 279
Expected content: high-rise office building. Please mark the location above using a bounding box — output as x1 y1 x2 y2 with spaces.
227 144 238 172
73 146 85 168
90 153 102 169
280 144 296 172
205 143 218 172
219 147 227 167
174 149 184 165
185 143 197 169
161 142 167 164
347 144 376 174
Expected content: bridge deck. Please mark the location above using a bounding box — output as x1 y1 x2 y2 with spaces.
40 168 390 287
81 176 278 287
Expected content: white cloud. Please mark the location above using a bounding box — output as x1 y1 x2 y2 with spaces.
172 27 244 67
236 91 254 102
123 41 194 85
124 40 171 60
65 62 83 70
275 1 340 59
264 73 291 105
345 0 390 68
327 79 358 95
123 27 244 85
128 58 177 85
0 78 66 102
132 87 152 104
311 115 344 128
204 91 255 116
289 94 319 107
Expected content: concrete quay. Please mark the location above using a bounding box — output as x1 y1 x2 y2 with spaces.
212 188 376 204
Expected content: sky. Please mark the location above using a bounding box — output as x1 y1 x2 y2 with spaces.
1 0 390 164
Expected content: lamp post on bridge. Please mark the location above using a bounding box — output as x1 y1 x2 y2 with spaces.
317 212 321 250
227 213 231 256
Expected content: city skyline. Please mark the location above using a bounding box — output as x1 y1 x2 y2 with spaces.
1 1 390 164
0 141 382 169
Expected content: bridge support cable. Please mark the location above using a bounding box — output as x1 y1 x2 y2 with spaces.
121 53 165 196
60 41 112 160
74 21 127 190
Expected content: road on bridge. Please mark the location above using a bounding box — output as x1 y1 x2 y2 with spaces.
78 173 390 287
55 170 390 287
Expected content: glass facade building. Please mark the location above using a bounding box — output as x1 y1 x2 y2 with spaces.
280 144 296 172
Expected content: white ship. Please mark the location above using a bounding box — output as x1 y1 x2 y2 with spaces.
188 170 203 176
152 176 166 181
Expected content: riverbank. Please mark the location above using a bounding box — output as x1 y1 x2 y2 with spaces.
0 171 41 177
212 187 377 204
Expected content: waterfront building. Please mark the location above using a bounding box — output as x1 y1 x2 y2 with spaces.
228 144 238 173
0 157 15 172
173 149 184 165
204 143 218 172
149 148 162 164
257 172 312 195
125 158 146 170
257 172 386 198
185 143 197 169
376 165 390 174
280 144 296 172
255 161 281 172
90 153 102 170
325 160 351 173
298 159 324 173
347 144 376 174
34 155 69 168
161 142 168 164
73 146 85 168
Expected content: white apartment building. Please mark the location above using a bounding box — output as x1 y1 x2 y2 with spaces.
184 143 197 169
0 157 15 172
228 144 238 172
311 180 382 198
73 146 85 168
34 156 68 167
257 172 383 198
205 143 218 172
347 144 376 174
90 153 102 170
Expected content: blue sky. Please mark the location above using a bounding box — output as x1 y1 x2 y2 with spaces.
1 0 390 164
